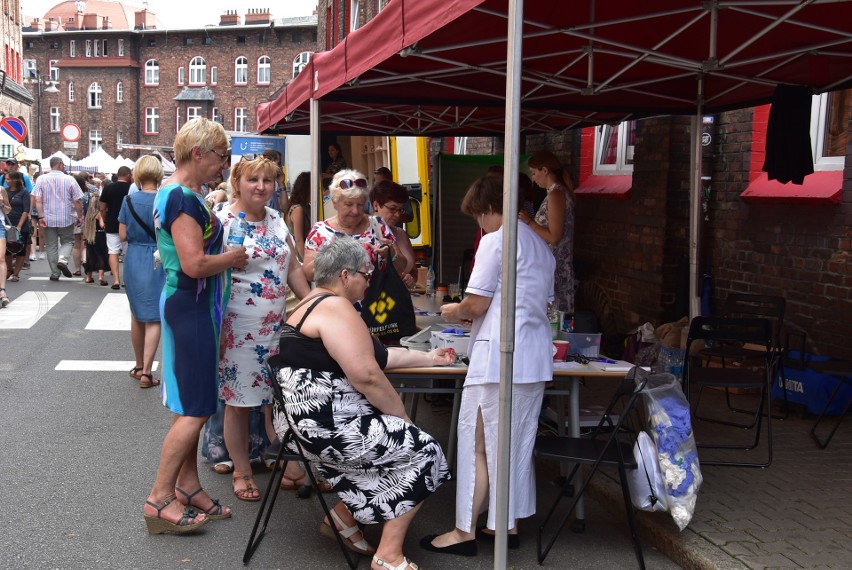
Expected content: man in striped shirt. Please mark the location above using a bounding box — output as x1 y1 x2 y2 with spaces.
32 157 84 281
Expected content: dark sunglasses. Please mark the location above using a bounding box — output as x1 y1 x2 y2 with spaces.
339 178 368 189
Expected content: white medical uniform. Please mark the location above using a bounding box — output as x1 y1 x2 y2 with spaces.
455 221 555 532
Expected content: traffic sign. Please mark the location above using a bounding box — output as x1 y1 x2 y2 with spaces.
61 123 81 142
0 117 28 142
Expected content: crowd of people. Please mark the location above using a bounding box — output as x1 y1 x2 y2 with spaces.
2 119 577 570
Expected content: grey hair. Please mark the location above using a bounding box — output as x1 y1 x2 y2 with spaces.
314 236 371 287
329 168 369 203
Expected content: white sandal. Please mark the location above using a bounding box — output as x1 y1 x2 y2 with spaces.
372 555 419 570
319 509 375 556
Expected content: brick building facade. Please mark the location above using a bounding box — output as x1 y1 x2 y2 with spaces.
21 2 317 159
1 0 34 150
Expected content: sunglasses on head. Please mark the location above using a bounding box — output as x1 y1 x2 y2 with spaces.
339 178 368 189
240 153 265 161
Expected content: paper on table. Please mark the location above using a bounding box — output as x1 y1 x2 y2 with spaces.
553 361 586 370
588 360 634 372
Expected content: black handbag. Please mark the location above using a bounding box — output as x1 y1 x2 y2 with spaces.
361 260 417 342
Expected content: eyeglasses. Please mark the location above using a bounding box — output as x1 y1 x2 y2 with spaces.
339 178 368 189
355 269 373 282
241 153 270 162
208 148 230 163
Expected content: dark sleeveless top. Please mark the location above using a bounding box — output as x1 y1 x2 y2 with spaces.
272 294 388 373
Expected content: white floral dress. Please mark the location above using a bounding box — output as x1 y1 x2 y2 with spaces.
534 183 575 313
217 206 292 407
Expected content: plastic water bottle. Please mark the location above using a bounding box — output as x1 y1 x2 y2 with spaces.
426 265 436 296
226 212 249 248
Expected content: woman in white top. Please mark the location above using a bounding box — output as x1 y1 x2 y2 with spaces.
421 175 555 557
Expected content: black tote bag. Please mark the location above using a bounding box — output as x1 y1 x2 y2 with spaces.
361 261 417 342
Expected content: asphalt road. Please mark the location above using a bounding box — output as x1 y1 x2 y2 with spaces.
0 259 681 569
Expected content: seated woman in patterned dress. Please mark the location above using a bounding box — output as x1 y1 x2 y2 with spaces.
271 237 454 570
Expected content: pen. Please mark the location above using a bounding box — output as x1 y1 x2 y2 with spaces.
592 357 617 364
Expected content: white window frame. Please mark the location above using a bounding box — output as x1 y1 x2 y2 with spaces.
257 56 271 85
88 83 102 109
49 60 59 82
69 40 76 58
187 106 202 122
93 39 100 57
118 39 125 57
593 120 636 175
176 108 181 133
49 107 60 132
235 56 248 85
810 91 848 172
211 106 220 123
293 51 311 79
178 67 185 85
89 129 102 155
210 66 218 85
102 40 108 57
189 56 206 85
85 39 92 57
117 131 123 148
350 0 360 31
23 59 37 82
145 107 159 134
116 81 123 103
234 107 248 132
145 59 159 86
68 81 75 102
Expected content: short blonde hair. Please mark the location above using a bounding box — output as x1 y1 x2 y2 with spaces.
329 168 369 203
229 156 280 200
173 117 229 166
133 155 164 188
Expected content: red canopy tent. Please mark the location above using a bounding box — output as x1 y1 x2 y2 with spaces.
256 2 852 564
258 0 852 135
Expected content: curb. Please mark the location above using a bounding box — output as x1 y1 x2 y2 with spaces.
588 476 749 570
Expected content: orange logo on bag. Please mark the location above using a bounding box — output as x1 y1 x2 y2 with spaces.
368 291 396 324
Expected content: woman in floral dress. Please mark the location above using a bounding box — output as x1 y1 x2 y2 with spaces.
215 155 311 501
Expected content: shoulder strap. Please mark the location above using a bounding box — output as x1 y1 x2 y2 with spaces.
125 195 157 242
294 294 336 331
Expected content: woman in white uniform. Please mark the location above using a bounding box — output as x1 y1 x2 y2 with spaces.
421 175 555 556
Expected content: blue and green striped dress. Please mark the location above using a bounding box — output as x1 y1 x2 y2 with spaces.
153 183 230 417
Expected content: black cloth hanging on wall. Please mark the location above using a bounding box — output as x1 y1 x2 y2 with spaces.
762 84 814 185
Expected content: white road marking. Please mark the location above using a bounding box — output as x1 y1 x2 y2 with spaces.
56 360 159 371
0 291 67 329
28 276 51 281
86 293 132 330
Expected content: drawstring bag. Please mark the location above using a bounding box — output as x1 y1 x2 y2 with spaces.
628 431 668 512
360 260 417 342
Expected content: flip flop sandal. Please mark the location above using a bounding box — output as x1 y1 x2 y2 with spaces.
232 474 261 502
8 275 19 282
129 366 143 380
139 373 160 389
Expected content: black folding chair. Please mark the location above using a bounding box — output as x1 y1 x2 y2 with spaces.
685 316 774 468
809 360 852 449
242 362 358 569
535 367 650 569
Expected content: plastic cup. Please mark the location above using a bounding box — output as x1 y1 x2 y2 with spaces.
553 340 569 361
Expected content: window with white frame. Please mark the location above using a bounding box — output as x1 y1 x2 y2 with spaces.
50 107 60 132
593 120 636 174
210 66 218 85
68 81 74 102
350 0 360 30
145 59 159 85
293 51 311 78
257 56 270 84
23 59 36 82
49 60 59 81
234 107 248 132
102 40 108 56
116 81 123 103
88 82 102 109
211 106 220 123
235 56 248 84
189 56 206 85
810 89 850 171
69 40 76 57
89 129 102 154
145 107 159 134
94 39 100 57
187 106 202 122
178 67 185 85
118 39 125 56
117 132 123 148
176 108 181 132
85 39 92 57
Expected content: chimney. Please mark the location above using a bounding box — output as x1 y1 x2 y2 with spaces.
219 9 242 26
244 7 272 25
44 17 59 31
135 9 157 30
82 13 101 30
29 17 44 31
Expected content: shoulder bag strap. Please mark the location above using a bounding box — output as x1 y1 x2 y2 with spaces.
125 195 157 242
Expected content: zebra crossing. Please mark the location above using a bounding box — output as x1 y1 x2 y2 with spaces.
0 290 131 330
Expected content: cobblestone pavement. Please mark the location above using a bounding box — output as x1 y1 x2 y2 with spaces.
589 385 852 570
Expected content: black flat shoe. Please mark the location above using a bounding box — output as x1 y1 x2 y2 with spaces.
475 526 520 549
419 534 477 557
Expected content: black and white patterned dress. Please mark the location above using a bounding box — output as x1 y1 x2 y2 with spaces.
271 295 451 525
